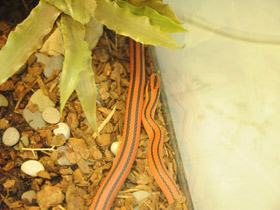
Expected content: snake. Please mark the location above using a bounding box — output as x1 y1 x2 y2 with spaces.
90 39 181 209
142 73 181 204
89 39 145 210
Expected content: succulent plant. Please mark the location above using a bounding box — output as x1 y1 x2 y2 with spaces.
0 0 186 134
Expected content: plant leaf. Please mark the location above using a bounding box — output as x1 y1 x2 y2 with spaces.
93 0 182 49
117 1 186 33
0 2 60 85
128 0 183 24
41 16 103 56
76 68 98 134
46 0 96 24
40 27 64 56
59 14 92 114
85 16 104 50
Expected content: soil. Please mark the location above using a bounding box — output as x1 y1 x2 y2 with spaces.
0 1 188 210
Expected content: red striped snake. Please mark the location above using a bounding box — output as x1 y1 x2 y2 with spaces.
90 39 181 209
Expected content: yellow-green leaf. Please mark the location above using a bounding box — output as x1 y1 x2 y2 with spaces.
128 0 182 24
85 16 104 50
59 14 92 114
41 16 103 56
117 1 186 33
0 2 60 85
40 27 64 56
76 68 98 134
46 0 96 24
93 0 182 49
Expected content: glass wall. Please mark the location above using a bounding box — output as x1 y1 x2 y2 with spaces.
155 1 280 209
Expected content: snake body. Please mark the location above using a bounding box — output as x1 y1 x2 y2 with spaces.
90 39 181 209
142 74 181 204
89 39 145 210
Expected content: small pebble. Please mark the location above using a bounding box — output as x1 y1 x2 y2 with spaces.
110 141 120 156
21 190 36 203
30 89 55 112
20 136 30 146
42 107 60 124
44 55 64 78
57 146 69 154
35 53 51 65
13 142 24 151
53 123 70 139
21 160 45 177
0 94 8 107
2 127 20 146
132 190 151 203
85 160 95 166
23 109 46 130
57 156 73 166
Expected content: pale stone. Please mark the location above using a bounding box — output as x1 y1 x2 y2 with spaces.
110 141 120 156
35 53 51 65
21 190 36 203
0 94 8 107
57 156 73 166
42 107 60 124
30 89 55 112
23 109 46 130
53 123 70 140
2 127 20 146
21 160 45 177
132 190 151 203
44 55 64 78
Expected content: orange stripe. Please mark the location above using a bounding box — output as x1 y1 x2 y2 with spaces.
89 39 145 210
142 74 181 204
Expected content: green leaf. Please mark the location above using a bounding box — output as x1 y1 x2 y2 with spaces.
46 0 96 24
59 14 92 114
93 0 182 49
117 1 186 33
0 2 60 85
128 0 183 24
76 68 98 134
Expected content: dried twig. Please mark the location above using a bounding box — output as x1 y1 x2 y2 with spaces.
22 146 55 156
92 106 116 139
14 78 38 112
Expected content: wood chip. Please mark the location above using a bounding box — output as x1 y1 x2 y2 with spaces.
96 133 111 147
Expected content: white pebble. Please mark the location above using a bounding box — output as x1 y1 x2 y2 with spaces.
53 123 70 139
44 55 64 78
21 160 45 177
23 109 46 130
42 107 60 124
20 136 30 146
2 127 20 146
21 190 36 203
132 190 151 203
0 94 8 107
35 53 51 65
57 146 69 154
110 141 120 156
57 156 73 166
30 89 55 112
